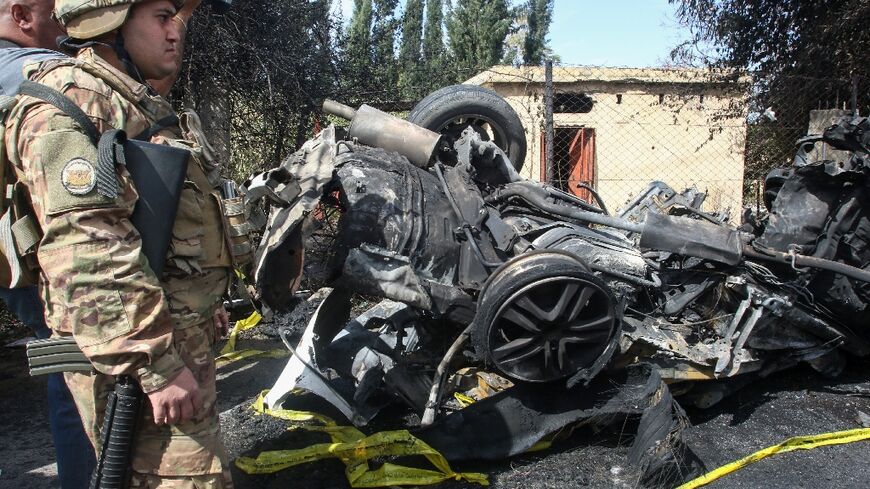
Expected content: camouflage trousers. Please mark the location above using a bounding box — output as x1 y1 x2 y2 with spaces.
63 303 232 488
129 468 234 489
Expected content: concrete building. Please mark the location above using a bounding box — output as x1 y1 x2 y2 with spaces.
466 66 751 214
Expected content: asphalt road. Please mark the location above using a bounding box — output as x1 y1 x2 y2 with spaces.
3 325 870 489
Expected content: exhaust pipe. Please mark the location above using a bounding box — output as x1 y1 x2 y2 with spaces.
323 99 442 168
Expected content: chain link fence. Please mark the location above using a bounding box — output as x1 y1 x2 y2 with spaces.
336 64 866 221
209 52 865 222
742 74 864 209
461 64 865 220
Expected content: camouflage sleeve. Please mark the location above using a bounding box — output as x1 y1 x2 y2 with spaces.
11 102 186 393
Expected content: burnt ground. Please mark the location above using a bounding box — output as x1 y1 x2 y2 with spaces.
3 313 870 489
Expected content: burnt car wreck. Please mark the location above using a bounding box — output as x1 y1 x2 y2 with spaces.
242 86 870 485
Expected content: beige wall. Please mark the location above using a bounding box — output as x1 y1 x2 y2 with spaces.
476 74 749 216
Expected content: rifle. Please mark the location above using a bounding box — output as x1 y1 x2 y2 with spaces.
90 375 143 489
27 339 144 489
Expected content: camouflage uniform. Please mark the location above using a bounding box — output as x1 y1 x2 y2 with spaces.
3 47 234 487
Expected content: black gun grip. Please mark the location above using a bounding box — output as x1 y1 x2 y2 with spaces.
90 376 144 489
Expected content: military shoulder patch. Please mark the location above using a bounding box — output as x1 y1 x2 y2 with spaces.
61 158 96 195
38 128 114 215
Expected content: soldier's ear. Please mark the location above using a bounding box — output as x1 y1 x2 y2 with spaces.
10 3 35 31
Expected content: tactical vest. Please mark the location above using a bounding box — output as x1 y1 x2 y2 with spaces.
1 52 253 288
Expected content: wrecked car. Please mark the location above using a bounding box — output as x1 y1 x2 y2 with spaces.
241 85 870 484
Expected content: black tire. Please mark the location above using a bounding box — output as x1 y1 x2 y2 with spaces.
471 251 619 383
408 84 527 171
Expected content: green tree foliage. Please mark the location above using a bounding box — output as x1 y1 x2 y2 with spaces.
399 0 425 96
347 0 374 65
372 0 400 90
344 0 520 103
447 0 513 76
671 0 870 181
522 0 553 65
422 0 445 66
420 0 453 93
177 0 525 181
340 0 402 102
672 0 868 82
671 0 869 123
342 0 375 101
180 0 338 180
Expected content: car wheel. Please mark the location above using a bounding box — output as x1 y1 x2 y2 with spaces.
472 251 619 383
408 84 527 171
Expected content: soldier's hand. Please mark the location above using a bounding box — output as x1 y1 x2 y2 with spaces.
147 367 203 425
214 305 230 338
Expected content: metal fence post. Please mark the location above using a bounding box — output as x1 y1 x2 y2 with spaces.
544 60 554 184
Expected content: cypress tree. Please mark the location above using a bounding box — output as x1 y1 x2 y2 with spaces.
344 0 375 101
347 0 374 61
423 0 444 65
447 0 512 76
372 0 400 89
399 0 425 96
522 0 553 65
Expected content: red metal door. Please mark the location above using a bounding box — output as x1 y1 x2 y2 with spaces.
567 128 596 201
541 128 597 201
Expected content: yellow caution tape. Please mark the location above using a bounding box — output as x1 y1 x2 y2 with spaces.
235 391 489 487
215 348 288 367
454 392 476 407
220 311 263 355
677 427 870 489
215 310 288 367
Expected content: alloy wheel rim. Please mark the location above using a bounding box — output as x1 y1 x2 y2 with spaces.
487 275 616 382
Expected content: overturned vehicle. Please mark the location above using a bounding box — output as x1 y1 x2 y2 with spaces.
243 85 870 483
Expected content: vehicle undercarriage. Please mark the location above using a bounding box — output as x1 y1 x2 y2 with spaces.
242 87 870 485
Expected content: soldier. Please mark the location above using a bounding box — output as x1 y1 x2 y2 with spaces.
3 0 234 487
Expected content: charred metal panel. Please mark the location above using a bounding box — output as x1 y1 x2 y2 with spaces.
531 223 647 295
342 245 433 310
420 280 476 324
640 213 743 265
333 147 462 287
334 151 423 255
659 268 719 316
618 181 708 223
417 365 702 487
757 168 844 253
254 106 870 484
251 126 342 311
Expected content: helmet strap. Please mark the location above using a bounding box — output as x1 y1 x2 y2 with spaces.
56 33 158 97
57 35 102 51
112 31 152 93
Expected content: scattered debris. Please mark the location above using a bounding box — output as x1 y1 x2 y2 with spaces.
235 391 489 487
243 89 870 487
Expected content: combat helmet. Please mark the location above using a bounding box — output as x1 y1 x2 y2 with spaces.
55 0 185 39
